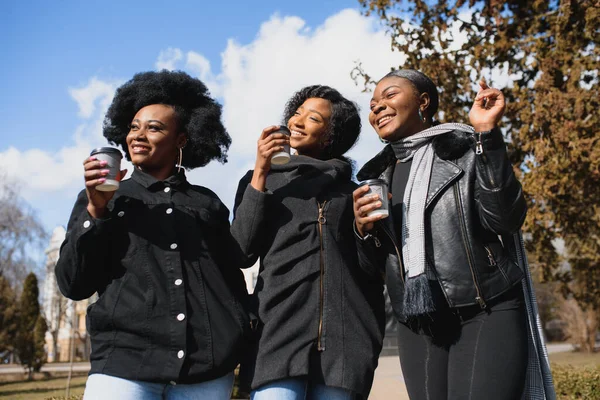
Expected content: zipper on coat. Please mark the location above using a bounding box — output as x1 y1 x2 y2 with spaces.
483 245 497 267
317 201 327 351
474 131 496 187
453 184 487 309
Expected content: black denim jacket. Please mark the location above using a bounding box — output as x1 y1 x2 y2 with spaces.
55 169 250 384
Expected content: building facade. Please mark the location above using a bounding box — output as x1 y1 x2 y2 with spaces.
42 226 91 362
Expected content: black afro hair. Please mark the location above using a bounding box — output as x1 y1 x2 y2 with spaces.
282 85 361 160
103 70 231 169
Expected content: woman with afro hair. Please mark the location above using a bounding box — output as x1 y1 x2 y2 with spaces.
56 70 251 399
231 85 385 400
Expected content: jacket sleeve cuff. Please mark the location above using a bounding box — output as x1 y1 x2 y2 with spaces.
68 209 113 240
476 127 505 151
353 220 380 246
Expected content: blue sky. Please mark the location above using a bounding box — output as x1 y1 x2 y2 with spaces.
2 0 364 152
1 0 408 263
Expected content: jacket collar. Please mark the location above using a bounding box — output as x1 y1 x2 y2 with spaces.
131 168 190 192
357 129 471 208
357 130 472 180
271 154 352 181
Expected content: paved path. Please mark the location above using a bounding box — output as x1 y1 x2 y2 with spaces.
368 343 577 399
0 344 582 400
370 355 408 399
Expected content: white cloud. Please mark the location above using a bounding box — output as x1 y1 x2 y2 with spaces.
0 78 122 199
69 77 118 119
155 47 184 71
185 51 222 98
177 9 406 211
218 9 404 161
1 8 405 227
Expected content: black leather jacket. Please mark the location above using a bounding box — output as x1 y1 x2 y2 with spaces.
356 128 527 322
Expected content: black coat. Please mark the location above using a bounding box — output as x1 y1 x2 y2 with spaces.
55 169 250 384
356 128 526 322
231 156 385 398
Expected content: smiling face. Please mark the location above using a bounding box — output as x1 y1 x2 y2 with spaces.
287 97 332 159
126 104 186 179
368 77 430 142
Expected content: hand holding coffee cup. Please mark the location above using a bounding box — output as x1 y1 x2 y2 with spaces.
250 126 291 192
254 126 291 172
353 179 390 237
270 126 291 165
84 147 127 219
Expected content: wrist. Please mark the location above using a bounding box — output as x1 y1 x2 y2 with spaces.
473 124 496 133
87 204 107 219
353 221 369 240
250 169 268 192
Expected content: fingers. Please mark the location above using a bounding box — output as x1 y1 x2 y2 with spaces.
353 185 389 235
258 137 288 157
352 185 370 202
479 78 489 91
259 125 283 140
83 156 108 170
257 126 289 163
474 79 503 102
353 185 383 218
83 156 110 188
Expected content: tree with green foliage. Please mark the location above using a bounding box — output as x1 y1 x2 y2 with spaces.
0 275 19 356
356 0 599 350
33 315 48 372
15 273 46 378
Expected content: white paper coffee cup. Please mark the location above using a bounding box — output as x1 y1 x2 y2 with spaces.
361 179 389 217
270 126 291 165
90 147 123 192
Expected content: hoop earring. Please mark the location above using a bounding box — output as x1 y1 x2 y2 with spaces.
379 136 389 144
418 109 427 123
177 147 183 173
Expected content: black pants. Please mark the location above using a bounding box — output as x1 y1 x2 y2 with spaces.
397 284 528 400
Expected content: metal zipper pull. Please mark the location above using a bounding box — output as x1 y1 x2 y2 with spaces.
318 203 327 225
476 296 487 309
484 246 497 267
373 235 381 248
475 132 484 155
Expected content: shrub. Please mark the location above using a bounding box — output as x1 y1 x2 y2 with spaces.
552 364 600 399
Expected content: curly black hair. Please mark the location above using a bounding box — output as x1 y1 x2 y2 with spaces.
103 70 231 169
282 85 361 160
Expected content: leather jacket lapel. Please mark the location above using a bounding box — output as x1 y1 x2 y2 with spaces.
426 157 462 209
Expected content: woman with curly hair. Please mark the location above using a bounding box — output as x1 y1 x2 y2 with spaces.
231 85 385 400
55 70 250 399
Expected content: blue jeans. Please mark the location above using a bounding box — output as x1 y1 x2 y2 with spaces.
83 372 235 400
251 378 354 400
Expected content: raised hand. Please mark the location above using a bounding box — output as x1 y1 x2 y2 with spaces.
84 156 127 218
469 79 506 132
250 126 290 192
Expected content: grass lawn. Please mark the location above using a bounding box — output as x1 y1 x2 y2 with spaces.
549 350 600 368
0 375 86 400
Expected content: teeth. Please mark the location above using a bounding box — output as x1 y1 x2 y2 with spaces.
291 130 304 136
377 115 393 125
